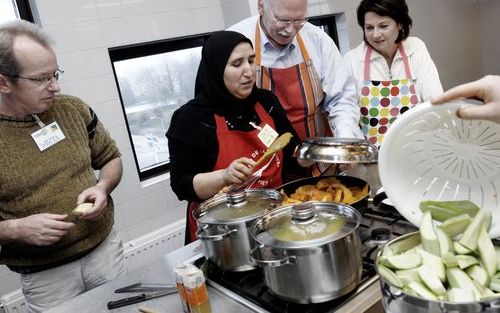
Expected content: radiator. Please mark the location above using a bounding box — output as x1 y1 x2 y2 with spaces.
0 221 185 313
0 290 25 313
123 219 186 271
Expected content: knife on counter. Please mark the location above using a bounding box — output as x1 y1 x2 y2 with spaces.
107 285 177 310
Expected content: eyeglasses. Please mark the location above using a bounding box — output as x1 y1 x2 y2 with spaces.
268 7 308 28
2 68 64 86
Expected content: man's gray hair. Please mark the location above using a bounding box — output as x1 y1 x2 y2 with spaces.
262 0 308 10
0 20 53 82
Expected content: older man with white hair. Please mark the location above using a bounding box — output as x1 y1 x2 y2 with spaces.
229 0 362 143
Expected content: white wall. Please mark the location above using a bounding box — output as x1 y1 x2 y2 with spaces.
480 0 500 75
406 0 485 89
221 0 252 27
1 0 499 298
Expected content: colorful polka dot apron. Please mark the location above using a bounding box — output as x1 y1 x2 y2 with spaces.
359 45 420 148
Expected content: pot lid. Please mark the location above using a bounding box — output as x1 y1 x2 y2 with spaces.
194 189 282 224
251 202 361 248
294 137 378 164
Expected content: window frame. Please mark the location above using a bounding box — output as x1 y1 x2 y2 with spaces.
109 33 211 182
16 0 34 22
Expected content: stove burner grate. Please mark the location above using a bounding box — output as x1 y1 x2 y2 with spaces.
199 258 377 313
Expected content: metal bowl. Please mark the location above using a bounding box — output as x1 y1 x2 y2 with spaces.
377 232 500 312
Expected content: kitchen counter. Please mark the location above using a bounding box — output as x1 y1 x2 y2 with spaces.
46 241 257 313
46 241 383 313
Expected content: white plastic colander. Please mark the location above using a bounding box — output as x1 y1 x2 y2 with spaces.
379 100 500 237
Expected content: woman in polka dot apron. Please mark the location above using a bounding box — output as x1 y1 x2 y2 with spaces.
344 0 443 148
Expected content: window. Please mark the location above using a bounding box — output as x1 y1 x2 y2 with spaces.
308 14 339 47
0 0 34 23
109 33 211 181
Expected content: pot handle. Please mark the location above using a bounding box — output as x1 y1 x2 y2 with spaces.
372 191 387 206
196 225 238 241
249 245 296 267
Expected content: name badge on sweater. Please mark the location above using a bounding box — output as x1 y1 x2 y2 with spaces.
31 121 66 151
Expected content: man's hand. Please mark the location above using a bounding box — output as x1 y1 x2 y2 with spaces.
76 185 107 220
10 214 74 246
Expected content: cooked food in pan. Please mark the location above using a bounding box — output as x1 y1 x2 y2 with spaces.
280 177 369 205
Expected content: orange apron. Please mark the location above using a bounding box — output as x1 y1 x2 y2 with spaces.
185 102 283 243
360 45 420 147
254 23 329 141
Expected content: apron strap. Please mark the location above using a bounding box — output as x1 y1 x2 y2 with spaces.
295 33 311 62
255 22 262 66
364 46 373 81
398 45 412 79
254 22 310 64
364 44 413 80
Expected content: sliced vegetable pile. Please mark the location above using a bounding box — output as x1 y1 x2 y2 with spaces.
377 200 500 302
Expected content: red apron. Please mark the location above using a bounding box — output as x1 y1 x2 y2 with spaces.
185 102 283 243
254 23 331 176
254 23 329 141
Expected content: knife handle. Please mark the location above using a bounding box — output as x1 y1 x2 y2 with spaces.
107 294 146 310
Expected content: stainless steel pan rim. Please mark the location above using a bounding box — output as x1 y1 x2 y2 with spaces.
294 137 378 164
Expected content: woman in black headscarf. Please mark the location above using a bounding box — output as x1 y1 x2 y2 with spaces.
166 31 302 243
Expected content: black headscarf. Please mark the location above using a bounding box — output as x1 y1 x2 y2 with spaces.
167 31 263 144
194 31 258 116
166 31 305 200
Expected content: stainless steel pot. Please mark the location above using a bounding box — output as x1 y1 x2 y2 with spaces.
249 201 362 303
193 189 282 272
378 232 500 312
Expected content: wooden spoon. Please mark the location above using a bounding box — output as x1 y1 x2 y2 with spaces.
254 132 293 168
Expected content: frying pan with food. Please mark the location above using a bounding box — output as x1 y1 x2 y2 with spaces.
276 175 370 213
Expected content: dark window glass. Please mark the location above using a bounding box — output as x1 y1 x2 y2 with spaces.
308 14 339 47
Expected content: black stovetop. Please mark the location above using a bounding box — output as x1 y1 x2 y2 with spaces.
197 204 418 313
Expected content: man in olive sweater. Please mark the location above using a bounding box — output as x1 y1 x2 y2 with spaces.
0 20 125 312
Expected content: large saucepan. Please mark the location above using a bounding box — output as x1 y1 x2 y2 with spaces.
277 175 370 213
249 201 362 303
378 232 500 312
193 189 282 272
